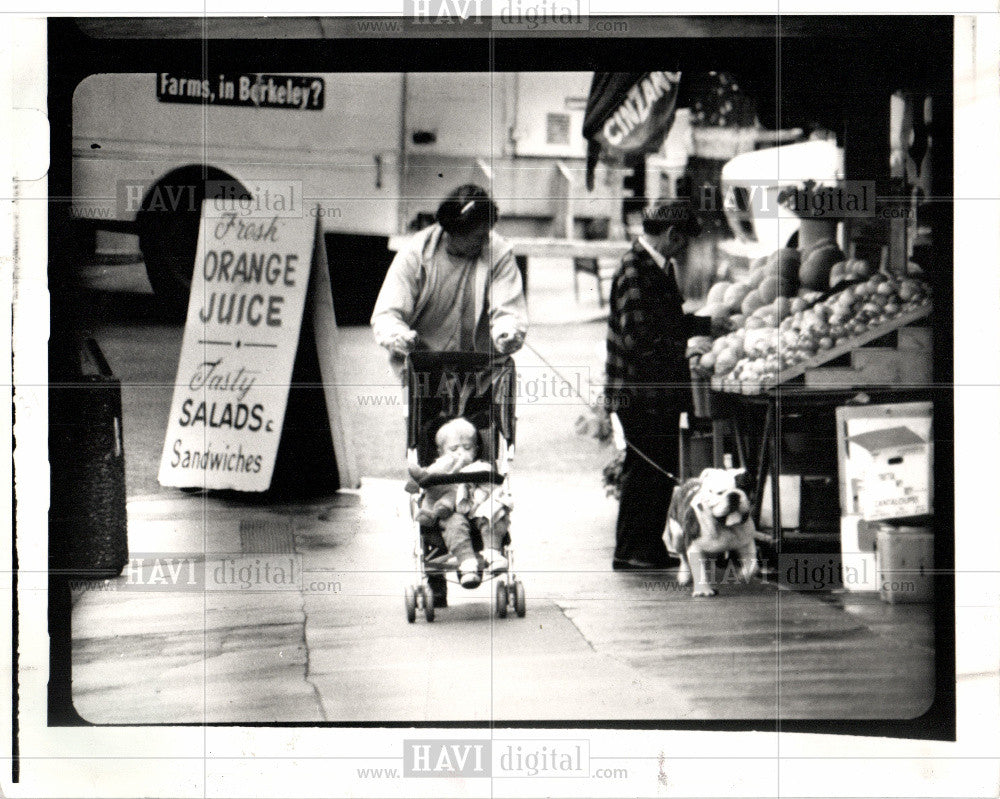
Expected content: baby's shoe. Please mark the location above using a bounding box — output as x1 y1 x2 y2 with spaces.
482 548 508 573
458 558 482 588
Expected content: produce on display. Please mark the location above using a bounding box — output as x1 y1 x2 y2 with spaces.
692 273 932 387
799 242 846 290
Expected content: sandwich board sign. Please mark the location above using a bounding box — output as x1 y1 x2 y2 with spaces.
158 202 358 492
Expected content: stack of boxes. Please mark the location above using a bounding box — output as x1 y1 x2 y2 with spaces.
836 402 934 602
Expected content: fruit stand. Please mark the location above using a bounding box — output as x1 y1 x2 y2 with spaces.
687 243 935 547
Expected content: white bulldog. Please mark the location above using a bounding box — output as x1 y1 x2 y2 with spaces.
666 468 759 597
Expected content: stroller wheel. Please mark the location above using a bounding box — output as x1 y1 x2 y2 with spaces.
419 585 435 622
513 581 526 618
404 586 417 623
495 581 508 618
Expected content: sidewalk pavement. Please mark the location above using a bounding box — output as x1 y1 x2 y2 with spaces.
71 473 935 724
73 255 934 723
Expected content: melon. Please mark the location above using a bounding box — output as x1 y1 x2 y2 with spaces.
801 237 835 259
747 265 767 288
699 302 729 324
778 278 798 298
799 243 845 291
706 281 732 306
740 289 765 316
767 248 801 283
758 276 780 305
722 282 752 311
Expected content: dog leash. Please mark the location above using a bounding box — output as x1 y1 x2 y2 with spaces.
520 339 680 484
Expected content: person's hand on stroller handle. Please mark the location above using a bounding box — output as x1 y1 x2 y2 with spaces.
388 328 418 356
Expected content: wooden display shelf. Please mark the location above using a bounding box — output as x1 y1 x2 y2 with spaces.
711 303 932 395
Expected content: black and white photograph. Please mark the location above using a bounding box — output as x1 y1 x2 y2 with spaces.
5 5 999 798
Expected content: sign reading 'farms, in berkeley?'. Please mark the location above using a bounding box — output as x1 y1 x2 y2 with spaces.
156 73 325 110
158 208 316 491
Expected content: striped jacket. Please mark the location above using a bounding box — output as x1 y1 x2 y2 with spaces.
604 242 710 413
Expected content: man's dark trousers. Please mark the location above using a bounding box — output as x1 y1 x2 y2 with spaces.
614 403 681 566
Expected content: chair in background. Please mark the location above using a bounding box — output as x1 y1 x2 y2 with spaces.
572 217 613 305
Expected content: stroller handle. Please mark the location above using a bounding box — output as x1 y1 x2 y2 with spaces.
416 469 505 487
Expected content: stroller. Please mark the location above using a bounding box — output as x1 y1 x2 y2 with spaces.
402 351 526 622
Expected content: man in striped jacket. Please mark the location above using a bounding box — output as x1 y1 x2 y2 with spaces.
605 199 715 571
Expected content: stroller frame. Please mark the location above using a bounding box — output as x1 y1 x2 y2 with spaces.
402 351 526 623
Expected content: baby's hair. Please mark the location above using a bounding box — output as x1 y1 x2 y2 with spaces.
435 417 478 451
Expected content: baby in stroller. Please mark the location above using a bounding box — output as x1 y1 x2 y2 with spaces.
402 351 524 620
407 417 511 587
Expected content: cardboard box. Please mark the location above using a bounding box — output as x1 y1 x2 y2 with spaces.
847 424 931 521
876 525 934 603
835 401 933 517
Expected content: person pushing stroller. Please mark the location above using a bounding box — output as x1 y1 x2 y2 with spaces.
371 184 527 606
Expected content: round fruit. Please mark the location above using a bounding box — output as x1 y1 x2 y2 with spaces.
715 349 739 375
801 237 835 260
699 302 730 325
848 258 873 280
706 281 731 306
699 351 717 371
778 279 798 298
723 282 752 311
747 266 767 288
829 261 848 288
799 243 845 291
728 313 746 330
745 316 765 330
790 297 808 314
898 280 920 301
773 296 792 320
818 337 834 350
768 248 802 283
758 276 780 305
741 290 765 316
